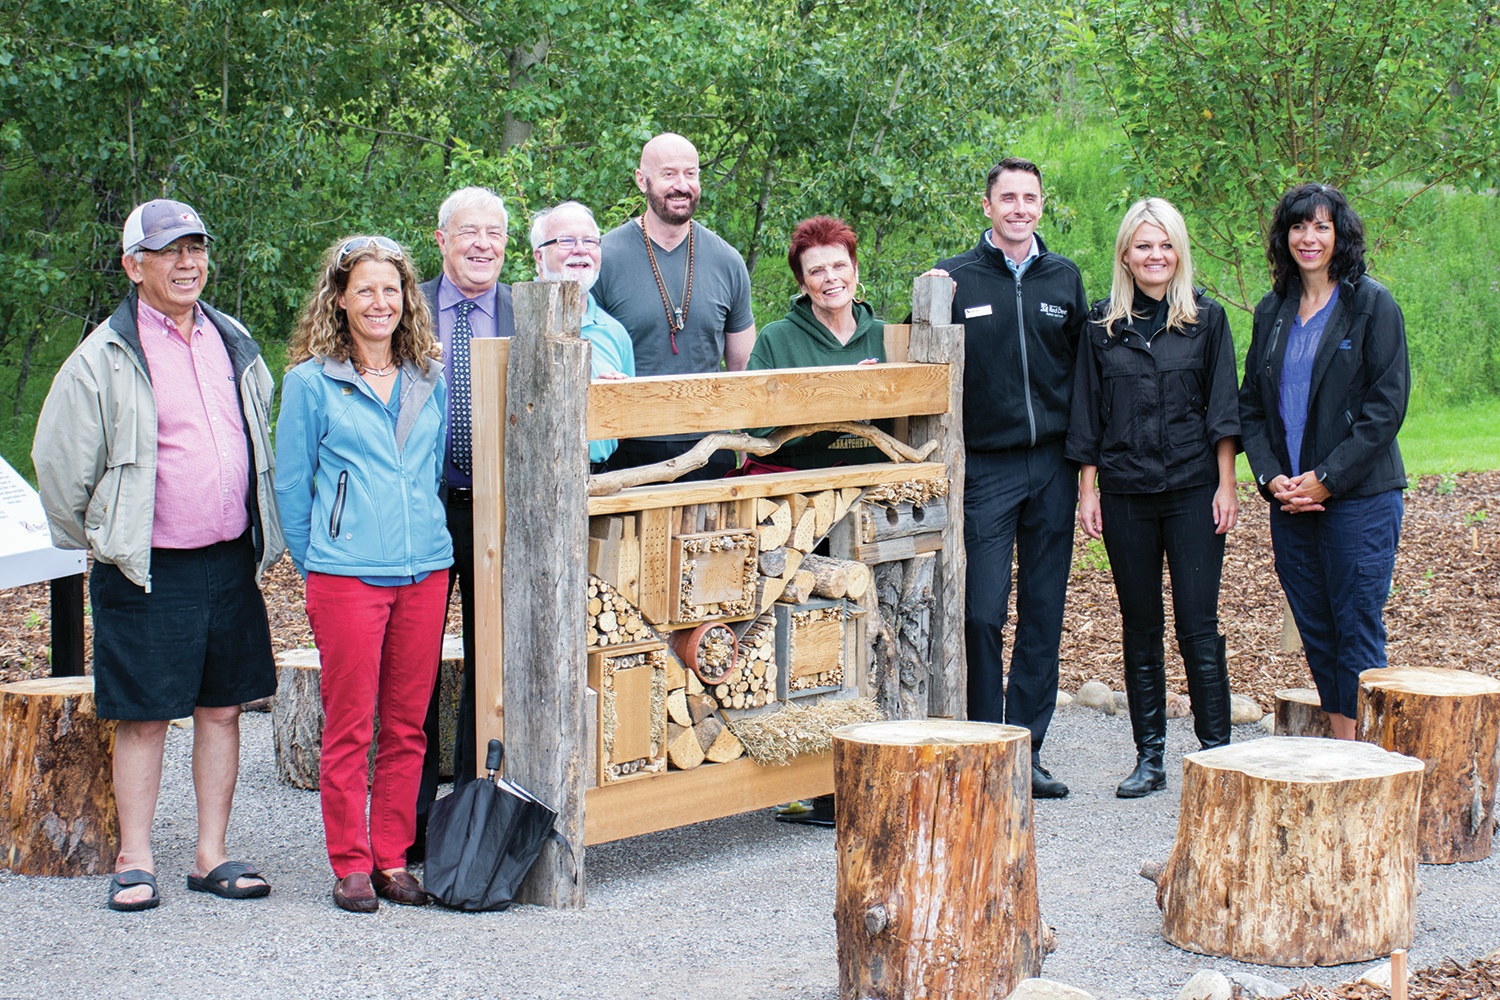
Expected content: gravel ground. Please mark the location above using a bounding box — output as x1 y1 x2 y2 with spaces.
2 707 1496 1000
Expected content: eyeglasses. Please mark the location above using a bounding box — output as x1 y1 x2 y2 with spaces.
536 235 602 250
337 235 404 264
145 242 209 260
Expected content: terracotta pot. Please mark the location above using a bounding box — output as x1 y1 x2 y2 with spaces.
671 622 738 686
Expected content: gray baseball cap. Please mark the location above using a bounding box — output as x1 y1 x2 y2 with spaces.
121 199 212 252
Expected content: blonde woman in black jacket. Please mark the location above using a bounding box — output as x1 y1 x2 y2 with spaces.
1239 183 1408 741
1067 198 1240 798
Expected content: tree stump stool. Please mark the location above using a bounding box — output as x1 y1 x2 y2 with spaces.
1358 665 1500 864
273 636 465 789
272 648 324 789
1274 688 1332 738
1156 737 1423 966
0 677 119 875
834 720 1039 1000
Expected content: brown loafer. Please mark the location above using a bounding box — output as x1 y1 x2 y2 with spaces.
372 868 429 906
333 872 378 913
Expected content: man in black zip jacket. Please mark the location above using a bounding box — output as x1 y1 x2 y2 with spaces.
929 157 1088 797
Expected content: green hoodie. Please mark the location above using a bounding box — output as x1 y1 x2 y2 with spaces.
745 296 887 469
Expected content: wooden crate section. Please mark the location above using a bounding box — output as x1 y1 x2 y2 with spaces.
669 527 758 622
775 598 856 700
587 643 668 784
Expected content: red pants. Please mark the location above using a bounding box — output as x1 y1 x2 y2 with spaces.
306 570 449 877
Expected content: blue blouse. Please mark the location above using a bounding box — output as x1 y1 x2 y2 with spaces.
1279 287 1340 477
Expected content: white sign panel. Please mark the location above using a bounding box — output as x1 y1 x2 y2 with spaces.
0 455 86 589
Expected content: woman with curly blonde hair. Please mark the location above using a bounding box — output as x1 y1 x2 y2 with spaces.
275 235 453 912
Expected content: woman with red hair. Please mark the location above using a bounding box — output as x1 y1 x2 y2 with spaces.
746 216 885 469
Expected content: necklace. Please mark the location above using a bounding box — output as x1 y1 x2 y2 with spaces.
358 359 397 377
641 217 693 355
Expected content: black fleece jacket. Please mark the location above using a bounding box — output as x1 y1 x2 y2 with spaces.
935 233 1088 453
1239 273 1409 501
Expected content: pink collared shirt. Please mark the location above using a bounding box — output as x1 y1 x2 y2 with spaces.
135 298 251 549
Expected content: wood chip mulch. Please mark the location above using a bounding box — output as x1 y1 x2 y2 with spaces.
1282 955 1500 998
2 472 1495 711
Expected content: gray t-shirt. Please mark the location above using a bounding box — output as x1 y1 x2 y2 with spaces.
594 218 755 381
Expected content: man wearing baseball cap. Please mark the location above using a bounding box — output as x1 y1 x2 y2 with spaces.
33 199 285 911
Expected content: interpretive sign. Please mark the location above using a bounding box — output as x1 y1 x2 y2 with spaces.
0 456 84 589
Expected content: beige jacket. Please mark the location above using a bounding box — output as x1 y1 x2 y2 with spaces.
32 294 285 590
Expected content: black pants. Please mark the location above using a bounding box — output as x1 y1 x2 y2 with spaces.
964 443 1076 752
1099 483 1224 648
611 438 735 481
416 497 478 833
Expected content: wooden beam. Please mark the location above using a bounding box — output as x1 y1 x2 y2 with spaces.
504 280 590 908
908 276 967 721
470 337 509 775
586 362 950 440
587 462 947 515
584 752 834 845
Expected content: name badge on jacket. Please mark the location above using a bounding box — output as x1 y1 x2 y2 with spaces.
964 304 994 319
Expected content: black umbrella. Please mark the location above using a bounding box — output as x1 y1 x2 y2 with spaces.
423 739 560 911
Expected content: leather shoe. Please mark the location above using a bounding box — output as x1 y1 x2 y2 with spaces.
373 868 429 906
1031 757 1070 799
333 872 378 913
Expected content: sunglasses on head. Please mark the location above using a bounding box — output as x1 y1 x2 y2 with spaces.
337 235 404 264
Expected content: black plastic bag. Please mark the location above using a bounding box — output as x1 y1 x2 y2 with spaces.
423 740 558 911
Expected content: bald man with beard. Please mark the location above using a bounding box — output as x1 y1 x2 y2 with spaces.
593 132 756 479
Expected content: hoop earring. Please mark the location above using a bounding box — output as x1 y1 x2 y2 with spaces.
855 281 869 302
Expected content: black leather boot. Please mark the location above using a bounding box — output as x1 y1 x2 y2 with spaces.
1117 632 1167 798
1182 633 1232 750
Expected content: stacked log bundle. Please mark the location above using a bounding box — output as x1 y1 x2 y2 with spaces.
1358 665 1500 863
664 649 745 769
834 720 1039 999
0 678 119 876
716 614 778 710
588 645 669 784
587 574 658 648
1273 687 1332 738
776 600 856 699
1154 737 1423 966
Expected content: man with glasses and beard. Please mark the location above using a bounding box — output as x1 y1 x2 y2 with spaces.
529 201 633 472
593 133 756 479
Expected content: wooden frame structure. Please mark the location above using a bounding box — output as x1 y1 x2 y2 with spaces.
469 277 966 907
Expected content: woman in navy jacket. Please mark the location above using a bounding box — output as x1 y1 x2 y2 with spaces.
1067 198 1240 797
1239 184 1408 741
276 236 453 912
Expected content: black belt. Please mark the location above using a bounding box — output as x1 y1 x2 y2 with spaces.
447 487 474 506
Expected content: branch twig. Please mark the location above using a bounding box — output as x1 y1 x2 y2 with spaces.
589 423 938 496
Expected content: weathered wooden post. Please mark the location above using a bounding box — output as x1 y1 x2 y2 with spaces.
907 275 966 719
1358 665 1500 863
502 280 589 907
834 719 1040 999
1 677 118 875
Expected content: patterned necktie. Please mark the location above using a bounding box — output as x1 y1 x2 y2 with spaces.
450 300 476 475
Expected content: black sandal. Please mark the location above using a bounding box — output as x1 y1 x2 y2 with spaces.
107 869 160 912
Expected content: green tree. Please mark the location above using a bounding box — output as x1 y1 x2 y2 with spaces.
1072 0 1500 311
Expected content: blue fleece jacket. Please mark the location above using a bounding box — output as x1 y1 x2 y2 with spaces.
274 356 453 578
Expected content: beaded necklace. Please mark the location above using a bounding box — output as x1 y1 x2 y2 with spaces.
640 217 693 355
